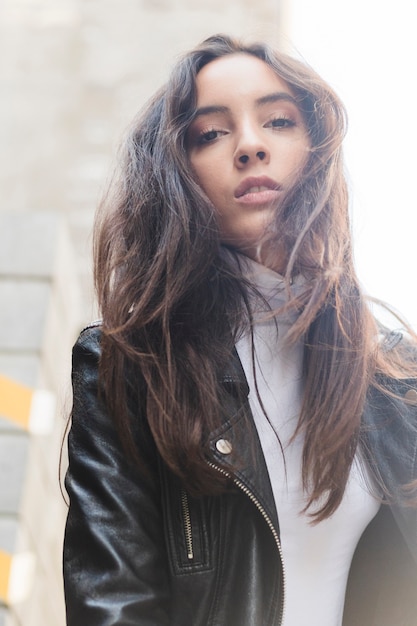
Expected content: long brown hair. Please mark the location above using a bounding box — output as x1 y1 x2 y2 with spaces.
93 34 417 521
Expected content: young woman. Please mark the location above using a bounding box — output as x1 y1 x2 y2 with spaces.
63 34 417 625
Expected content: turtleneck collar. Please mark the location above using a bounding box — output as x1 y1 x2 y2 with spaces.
230 251 307 323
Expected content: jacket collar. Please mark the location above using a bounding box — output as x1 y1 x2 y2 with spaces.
218 346 250 396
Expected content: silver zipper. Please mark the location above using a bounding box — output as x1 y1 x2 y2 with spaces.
180 488 194 560
208 461 286 625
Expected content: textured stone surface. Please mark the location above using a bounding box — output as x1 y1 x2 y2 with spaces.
0 213 63 278
0 518 19 553
0 607 17 626
0 355 40 388
0 434 29 514
0 281 51 351
0 212 81 625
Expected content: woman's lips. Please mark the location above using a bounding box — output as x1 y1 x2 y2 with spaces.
234 176 281 205
236 189 282 205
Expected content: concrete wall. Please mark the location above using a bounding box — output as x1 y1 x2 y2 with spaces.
0 213 82 626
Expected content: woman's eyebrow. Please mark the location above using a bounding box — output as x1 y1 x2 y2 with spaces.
256 92 298 107
193 105 229 119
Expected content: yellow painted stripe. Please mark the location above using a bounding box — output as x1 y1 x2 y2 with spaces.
0 549 12 603
0 374 32 430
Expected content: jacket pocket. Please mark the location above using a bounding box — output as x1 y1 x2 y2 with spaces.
160 467 212 575
180 488 195 561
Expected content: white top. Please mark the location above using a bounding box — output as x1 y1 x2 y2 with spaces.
234 256 380 626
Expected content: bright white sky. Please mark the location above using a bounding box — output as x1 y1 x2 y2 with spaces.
288 0 417 330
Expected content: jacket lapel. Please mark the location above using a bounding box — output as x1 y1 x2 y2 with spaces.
209 347 280 533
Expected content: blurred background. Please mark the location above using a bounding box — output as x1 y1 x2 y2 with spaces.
0 1 415 624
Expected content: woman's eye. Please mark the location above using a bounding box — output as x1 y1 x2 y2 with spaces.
198 129 224 144
268 117 296 129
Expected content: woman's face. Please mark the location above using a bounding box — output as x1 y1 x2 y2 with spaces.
187 53 310 271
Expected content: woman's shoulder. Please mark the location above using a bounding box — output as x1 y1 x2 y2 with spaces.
78 319 103 337
375 328 417 393
379 328 404 354
74 320 103 348
71 320 103 375
367 329 417 426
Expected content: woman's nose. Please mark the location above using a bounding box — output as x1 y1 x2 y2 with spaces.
234 129 270 168
238 151 266 165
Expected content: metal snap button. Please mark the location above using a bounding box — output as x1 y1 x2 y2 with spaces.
216 438 233 455
404 389 417 405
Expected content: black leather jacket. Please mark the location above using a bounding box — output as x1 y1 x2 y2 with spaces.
64 325 417 625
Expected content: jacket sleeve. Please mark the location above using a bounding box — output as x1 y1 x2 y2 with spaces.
63 327 171 625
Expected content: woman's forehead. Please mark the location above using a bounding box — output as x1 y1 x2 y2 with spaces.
194 54 293 106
